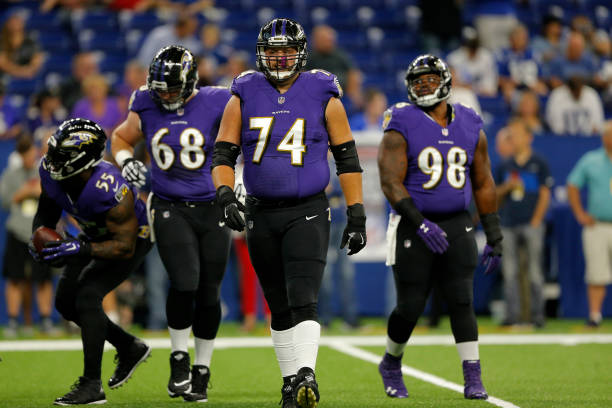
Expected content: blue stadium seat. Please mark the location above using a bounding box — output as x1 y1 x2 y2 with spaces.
78 30 126 54
118 11 163 32
71 10 118 32
43 52 75 76
99 53 128 76
293 0 341 11
6 78 42 97
219 10 260 30
26 10 65 31
336 29 368 51
32 29 74 53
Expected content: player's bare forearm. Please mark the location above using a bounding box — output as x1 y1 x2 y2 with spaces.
378 130 409 206
338 172 363 206
93 191 138 259
471 130 498 214
212 165 236 190
111 112 142 157
216 95 242 145
530 186 550 226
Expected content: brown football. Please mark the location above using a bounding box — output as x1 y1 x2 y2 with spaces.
32 226 62 254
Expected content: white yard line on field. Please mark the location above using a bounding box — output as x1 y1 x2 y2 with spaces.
327 340 521 408
1 333 612 351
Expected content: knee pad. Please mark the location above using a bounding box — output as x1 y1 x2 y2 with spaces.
270 309 293 331
291 303 318 325
166 287 195 329
55 295 76 322
396 295 428 322
444 279 473 307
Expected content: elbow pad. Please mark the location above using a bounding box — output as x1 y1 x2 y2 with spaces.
330 140 363 175
211 141 241 170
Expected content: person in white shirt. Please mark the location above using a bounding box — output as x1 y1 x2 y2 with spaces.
545 73 604 136
447 27 498 96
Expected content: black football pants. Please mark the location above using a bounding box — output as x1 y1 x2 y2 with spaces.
54 238 151 380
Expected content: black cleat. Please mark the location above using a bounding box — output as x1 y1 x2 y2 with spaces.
108 340 151 389
294 368 319 408
54 376 106 405
167 351 192 397
279 377 297 408
183 365 211 403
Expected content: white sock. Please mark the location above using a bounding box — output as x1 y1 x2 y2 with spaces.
169 326 191 353
194 337 215 367
271 327 297 377
293 320 320 371
107 310 119 325
386 336 406 358
456 341 479 361
590 312 602 322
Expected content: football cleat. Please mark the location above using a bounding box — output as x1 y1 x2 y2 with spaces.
463 360 488 400
378 353 409 398
167 351 192 398
108 340 151 389
279 376 297 408
54 376 106 405
183 365 210 403
294 368 319 408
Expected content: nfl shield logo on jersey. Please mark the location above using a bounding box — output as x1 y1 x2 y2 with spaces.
248 220 254 230
278 96 285 104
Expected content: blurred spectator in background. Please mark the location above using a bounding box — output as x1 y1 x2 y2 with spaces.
349 88 387 132
0 81 23 140
495 119 552 327
217 51 249 88
545 31 597 90
570 14 596 52
567 120 612 327
137 9 200 67
319 168 359 330
419 0 462 55
71 74 122 136
25 88 67 146
306 24 363 113
497 24 547 103
1 135 56 337
198 23 232 67
58 52 99 113
196 55 218 87
115 60 148 116
532 12 565 64
0 9 45 81
448 67 482 116
447 26 498 96
545 72 604 136
495 126 514 160
513 90 544 135
593 31 612 111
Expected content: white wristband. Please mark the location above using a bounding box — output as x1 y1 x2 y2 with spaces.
115 149 133 168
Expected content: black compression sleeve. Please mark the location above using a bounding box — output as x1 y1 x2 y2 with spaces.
211 141 241 170
480 213 502 245
330 140 363 174
32 190 63 232
393 197 424 227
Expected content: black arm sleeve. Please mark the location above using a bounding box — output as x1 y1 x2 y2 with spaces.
32 190 63 233
330 140 363 175
480 213 503 246
211 141 241 170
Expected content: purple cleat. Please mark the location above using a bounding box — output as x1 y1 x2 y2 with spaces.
378 353 409 399
462 360 488 400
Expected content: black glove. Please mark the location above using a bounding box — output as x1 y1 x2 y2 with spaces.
341 203 367 255
216 185 246 231
27 240 41 262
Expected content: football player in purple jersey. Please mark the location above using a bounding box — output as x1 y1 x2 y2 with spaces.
211 18 366 408
377 54 503 401
111 45 232 402
30 118 152 405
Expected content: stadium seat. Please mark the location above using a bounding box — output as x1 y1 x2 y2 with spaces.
25 10 65 31
31 29 75 53
78 30 126 54
6 78 42 97
70 9 118 32
118 10 163 32
43 52 75 76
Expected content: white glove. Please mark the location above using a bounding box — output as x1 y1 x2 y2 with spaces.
121 158 148 189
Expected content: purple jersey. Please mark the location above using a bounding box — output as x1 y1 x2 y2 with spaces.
231 70 342 199
383 103 482 214
129 86 231 201
40 161 149 241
